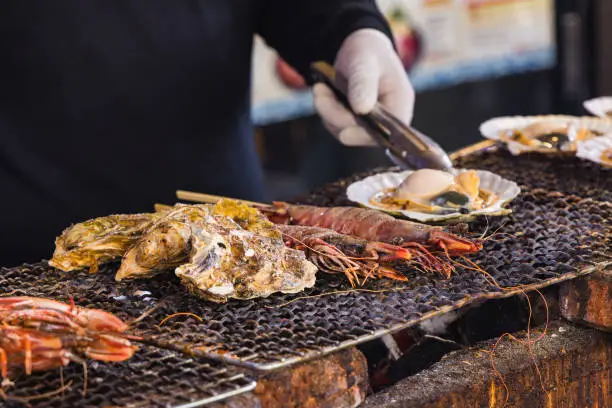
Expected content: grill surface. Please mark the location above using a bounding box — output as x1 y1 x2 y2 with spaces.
0 336 255 408
1 147 610 389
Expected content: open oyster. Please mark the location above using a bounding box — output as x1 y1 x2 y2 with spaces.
346 169 520 223
576 135 612 168
479 115 612 155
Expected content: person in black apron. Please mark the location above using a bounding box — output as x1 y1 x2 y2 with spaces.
0 1 414 266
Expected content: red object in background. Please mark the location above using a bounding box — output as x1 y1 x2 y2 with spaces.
388 8 422 72
275 58 307 90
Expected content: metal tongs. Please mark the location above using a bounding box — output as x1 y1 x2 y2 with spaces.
311 61 453 171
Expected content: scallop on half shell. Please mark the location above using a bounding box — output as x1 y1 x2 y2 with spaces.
479 115 612 155
346 169 521 223
583 97 612 118
576 135 612 168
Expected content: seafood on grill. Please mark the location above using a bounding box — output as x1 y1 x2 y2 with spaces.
479 115 612 155
279 224 454 284
49 212 166 273
53 197 481 293
576 135 612 168
346 168 520 222
261 203 482 257
115 205 209 281
583 97 612 118
0 297 136 378
117 200 317 302
175 219 317 303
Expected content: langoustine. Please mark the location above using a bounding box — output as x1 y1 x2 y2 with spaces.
278 224 455 285
0 297 136 378
262 203 482 255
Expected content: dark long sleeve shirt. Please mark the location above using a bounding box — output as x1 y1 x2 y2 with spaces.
0 1 392 265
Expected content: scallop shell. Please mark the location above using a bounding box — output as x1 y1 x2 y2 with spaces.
583 97 612 118
346 169 521 223
479 115 612 155
576 135 612 168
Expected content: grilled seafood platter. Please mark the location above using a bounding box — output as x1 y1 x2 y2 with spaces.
479 115 612 155
346 168 520 222
50 199 483 296
576 135 612 168
583 97 612 118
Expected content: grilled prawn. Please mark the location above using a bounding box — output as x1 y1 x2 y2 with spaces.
0 297 136 378
278 225 455 285
263 203 482 255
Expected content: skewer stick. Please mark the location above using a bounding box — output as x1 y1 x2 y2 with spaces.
175 190 267 207
154 203 173 212
449 139 497 161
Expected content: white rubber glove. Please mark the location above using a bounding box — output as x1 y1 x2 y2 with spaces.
313 28 415 146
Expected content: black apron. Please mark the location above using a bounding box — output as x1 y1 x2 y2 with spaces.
0 0 390 266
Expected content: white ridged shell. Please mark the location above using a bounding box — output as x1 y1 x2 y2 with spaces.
479 115 612 155
576 135 612 168
346 169 521 223
583 97 612 118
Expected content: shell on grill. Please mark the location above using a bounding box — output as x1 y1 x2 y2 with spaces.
346 168 520 223
49 212 165 272
583 97 612 118
115 200 317 303
576 135 612 168
479 115 612 155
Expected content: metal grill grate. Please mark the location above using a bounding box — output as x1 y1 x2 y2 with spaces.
1 147 610 382
0 339 255 407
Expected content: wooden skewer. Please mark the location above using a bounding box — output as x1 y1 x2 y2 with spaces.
449 139 497 161
173 140 494 210
175 190 267 207
154 203 173 212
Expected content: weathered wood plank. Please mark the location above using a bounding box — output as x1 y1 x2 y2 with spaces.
212 347 368 408
560 269 612 332
361 322 612 408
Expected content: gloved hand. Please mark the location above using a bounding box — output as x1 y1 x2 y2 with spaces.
313 28 415 146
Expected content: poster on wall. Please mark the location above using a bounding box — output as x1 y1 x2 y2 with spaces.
252 0 555 125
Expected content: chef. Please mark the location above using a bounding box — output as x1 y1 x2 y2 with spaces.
0 1 414 266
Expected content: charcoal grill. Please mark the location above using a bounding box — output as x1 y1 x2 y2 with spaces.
1 141 610 406
0 337 255 408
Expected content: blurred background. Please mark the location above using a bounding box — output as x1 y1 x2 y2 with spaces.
253 0 612 201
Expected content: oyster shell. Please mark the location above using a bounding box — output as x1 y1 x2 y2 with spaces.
174 209 317 303
346 169 520 223
115 209 201 281
49 212 165 272
116 200 317 302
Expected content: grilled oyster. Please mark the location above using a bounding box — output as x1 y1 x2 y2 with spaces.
116 200 282 281
50 213 164 272
117 199 317 302
175 215 317 303
115 205 209 281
